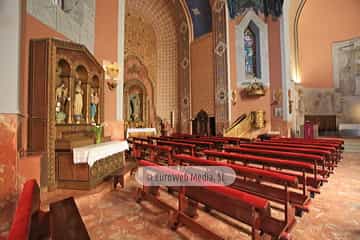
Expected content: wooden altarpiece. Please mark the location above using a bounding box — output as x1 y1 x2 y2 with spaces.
28 38 124 190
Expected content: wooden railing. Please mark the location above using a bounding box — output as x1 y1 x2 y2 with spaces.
224 113 252 137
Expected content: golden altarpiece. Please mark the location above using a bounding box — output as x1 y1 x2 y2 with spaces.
28 38 124 190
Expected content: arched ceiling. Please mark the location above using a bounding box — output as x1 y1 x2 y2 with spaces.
185 0 212 38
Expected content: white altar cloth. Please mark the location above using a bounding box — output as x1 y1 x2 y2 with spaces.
126 128 156 138
73 141 129 167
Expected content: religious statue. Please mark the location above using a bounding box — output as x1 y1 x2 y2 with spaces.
129 94 141 121
55 82 68 123
74 80 84 123
90 88 100 123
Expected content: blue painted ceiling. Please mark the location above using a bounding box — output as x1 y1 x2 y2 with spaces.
185 0 212 38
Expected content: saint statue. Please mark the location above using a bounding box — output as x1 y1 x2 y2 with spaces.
90 88 100 123
55 82 68 123
129 94 141 121
74 80 84 123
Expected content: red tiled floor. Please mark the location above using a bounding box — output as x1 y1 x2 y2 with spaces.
1 153 360 239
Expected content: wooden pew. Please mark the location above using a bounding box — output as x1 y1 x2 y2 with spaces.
224 146 327 187
132 142 173 165
254 141 338 167
271 137 344 147
157 136 215 152
136 160 291 240
239 143 334 171
268 138 343 162
7 179 90 240
174 154 310 218
7 179 49 240
203 150 318 196
155 139 196 156
130 136 154 144
195 136 229 149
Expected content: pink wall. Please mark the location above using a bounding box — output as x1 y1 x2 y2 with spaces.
299 0 360 88
94 0 124 139
190 33 215 117
229 17 283 132
94 0 118 128
0 115 18 204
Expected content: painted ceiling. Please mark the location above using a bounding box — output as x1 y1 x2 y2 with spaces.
185 0 212 38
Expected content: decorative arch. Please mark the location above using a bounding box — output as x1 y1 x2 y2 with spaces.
235 10 269 87
125 0 191 132
124 56 156 127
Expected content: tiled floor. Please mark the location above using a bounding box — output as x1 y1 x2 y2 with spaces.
1 153 360 240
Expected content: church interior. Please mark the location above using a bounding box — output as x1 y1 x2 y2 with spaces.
1 0 360 239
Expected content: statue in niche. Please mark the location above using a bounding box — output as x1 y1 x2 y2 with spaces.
55 82 68 123
90 88 100 123
129 93 141 122
74 80 84 123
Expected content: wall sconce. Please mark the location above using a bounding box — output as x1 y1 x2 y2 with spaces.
103 60 120 91
231 89 237 105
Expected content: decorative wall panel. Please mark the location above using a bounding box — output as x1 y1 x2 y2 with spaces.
212 0 230 134
125 0 190 132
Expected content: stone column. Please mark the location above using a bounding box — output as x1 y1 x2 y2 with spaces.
212 0 230 135
116 0 126 121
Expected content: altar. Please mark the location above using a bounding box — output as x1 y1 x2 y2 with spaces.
126 128 156 138
56 141 128 190
339 123 360 137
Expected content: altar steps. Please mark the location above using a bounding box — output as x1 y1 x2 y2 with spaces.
343 138 360 153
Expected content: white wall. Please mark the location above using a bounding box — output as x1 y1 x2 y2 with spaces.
0 0 21 113
116 0 126 120
27 0 95 52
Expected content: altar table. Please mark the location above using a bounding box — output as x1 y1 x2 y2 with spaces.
73 140 129 167
56 140 128 190
126 128 157 138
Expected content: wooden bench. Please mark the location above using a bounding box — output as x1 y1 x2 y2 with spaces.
131 142 173 165
7 179 49 240
110 161 138 189
7 179 89 240
224 146 327 187
240 143 334 171
162 136 215 152
203 150 318 196
255 141 339 166
174 154 310 219
268 138 343 162
155 139 196 156
136 160 291 240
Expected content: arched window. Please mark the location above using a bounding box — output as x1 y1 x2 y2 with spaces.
244 27 256 77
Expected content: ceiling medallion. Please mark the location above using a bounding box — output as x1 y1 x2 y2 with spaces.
183 96 190 106
217 88 227 103
215 41 226 56
180 21 188 34
181 57 189 69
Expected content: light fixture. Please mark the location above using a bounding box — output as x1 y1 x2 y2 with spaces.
103 61 120 91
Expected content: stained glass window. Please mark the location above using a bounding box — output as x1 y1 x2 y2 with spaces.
244 27 257 77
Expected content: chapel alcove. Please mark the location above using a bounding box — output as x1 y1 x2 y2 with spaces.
124 56 156 129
